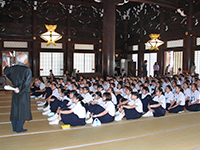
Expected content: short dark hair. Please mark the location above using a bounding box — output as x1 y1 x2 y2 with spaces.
131 92 138 98
103 92 112 101
95 91 102 97
143 86 149 92
83 87 89 91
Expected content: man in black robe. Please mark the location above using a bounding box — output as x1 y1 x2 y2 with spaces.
141 60 148 77
4 53 32 133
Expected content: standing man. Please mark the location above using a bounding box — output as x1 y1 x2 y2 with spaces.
120 69 126 78
4 53 32 133
141 60 148 77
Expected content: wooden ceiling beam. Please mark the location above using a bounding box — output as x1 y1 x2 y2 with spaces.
36 0 103 8
129 0 178 9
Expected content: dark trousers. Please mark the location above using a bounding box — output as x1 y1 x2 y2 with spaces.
11 120 25 132
92 105 114 123
154 70 158 77
124 108 143 120
149 100 165 117
168 105 184 113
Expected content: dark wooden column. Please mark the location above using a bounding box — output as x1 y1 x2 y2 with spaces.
97 14 102 73
32 7 39 77
97 41 102 73
66 13 73 74
102 0 116 77
138 13 144 76
124 20 128 59
0 40 2 76
184 0 193 71
157 7 165 75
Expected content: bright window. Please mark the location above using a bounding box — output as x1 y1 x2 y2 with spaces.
40 52 64 76
173 51 183 74
196 37 200 46
145 44 151 50
74 53 95 73
167 39 183 48
74 44 94 50
132 45 138 51
132 54 138 76
144 53 157 76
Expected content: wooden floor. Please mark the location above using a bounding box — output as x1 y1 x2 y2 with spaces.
1 91 200 150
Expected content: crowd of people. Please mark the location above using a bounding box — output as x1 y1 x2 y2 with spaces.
30 72 200 127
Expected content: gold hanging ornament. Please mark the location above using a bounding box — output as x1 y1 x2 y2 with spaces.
145 34 164 50
40 25 62 46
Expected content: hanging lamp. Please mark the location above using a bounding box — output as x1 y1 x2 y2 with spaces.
145 34 164 50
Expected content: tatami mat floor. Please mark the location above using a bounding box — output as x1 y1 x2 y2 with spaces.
0 91 200 150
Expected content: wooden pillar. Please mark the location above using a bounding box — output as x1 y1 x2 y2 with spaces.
124 20 128 59
32 7 39 77
97 41 102 73
97 15 102 73
66 13 73 74
157 7 165 75
138 13 144 76
102 0 115 77
0 40 2 76
184 1 193 71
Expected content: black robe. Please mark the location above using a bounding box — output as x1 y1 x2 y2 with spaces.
4 63 32 121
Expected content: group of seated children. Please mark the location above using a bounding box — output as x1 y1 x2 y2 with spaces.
30 73 200 127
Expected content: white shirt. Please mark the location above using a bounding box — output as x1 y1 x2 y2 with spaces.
184 88 191 100
114 81 118 88
153 95 166 109
172 88 176 95
111 93 117 105
132 98 143 113
162 82 167 91
174 92 185 106
80 84 85 88
83 93 93 103
148 85 152 94
93 98 105 108
104 101 115 116
135 84 140 91
90 86 98 93
191 90 200 104
61 82 65 87
165 91 174 104
39 82 46 90
72 102 86 118
81 93 85 98
52 88 60 98
65 84 72 90
35 81 39 86
128 99 134 106
124 94 132 100
114 88 123 93
177 80 181 85
132 88 138 92
103 84 110 91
